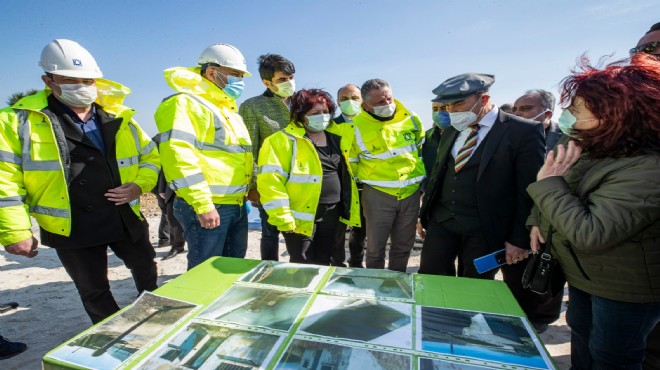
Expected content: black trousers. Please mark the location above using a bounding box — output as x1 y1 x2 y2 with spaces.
284 203 345 265
330 191 366 267
418 218 497 279
164 198 185 251
55 223 157 324
259 207 280 261
501 259 563 325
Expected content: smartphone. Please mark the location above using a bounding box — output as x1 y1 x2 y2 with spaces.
473 248 507 274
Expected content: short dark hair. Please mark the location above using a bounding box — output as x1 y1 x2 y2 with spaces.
526 89 556 112
290 89 336 127
646 22 660 34
257 54 295 81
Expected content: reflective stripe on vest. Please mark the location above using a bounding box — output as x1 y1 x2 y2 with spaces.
139 163 159 173
117 155 139 167
354 118 420 161
29 205 69 218
361 174 425 188
209 184 248 195
159 93 251 154
169 172 206 190
258 164 288 179
292 211 315 221
17 110 61 171
0 150 21 166
129 198 140 207
0 195 25 208
262 198 290 211
288 174 321 184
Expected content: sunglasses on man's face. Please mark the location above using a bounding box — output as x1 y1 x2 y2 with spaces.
629 41 660 56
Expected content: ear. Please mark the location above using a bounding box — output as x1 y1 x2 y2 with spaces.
544 110 553 119
262 78 273 89
41 75 52 86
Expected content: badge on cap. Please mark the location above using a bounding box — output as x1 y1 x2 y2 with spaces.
72 59 82 66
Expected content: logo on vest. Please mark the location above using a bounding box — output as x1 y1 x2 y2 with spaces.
403 132 413 142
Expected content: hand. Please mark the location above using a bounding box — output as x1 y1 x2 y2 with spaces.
537 141 582 181
530 226 546 254
416 221 426 239
198 208 220 229
105 182 142 205
505 241 529 265
4 236 39 258
247 189 261 207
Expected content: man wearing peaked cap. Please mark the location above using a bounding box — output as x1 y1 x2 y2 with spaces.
418 73 545 282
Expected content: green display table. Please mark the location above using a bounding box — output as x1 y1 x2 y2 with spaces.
43 257 555 370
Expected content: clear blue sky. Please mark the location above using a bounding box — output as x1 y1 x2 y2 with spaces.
1 0 657 134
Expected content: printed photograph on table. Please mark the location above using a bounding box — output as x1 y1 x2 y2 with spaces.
417 306 553 369
419 356 495 370
321 267 414 301
139 321 283 369
197 285 311 331
299 295 413 349
275 337 412 370
238 260 329 290
45 292 198 370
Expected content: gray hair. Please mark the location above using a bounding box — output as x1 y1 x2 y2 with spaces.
361 79 390 101
525 89 556 112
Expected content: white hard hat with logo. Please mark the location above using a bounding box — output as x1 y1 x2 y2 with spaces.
198 43 251 77
39 39 103 79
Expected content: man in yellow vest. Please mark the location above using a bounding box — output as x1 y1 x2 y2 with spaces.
155 44 253 270
349 79 425 272
0 39 160 324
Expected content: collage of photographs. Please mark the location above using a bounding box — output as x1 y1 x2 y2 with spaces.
44 262 555 369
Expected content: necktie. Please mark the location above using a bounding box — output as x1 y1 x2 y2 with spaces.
455 124 481 172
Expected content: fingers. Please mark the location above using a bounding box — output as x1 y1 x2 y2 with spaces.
416 222 426 239
198 210 221 229
565 140 582 165
530 230 540 254
554 143 566 164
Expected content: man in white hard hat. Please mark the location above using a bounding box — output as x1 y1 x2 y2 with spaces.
0 39 160 324
155 43 253 270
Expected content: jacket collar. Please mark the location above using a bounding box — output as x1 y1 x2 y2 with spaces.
163 67 238 111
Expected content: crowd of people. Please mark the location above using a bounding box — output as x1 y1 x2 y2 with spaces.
1 22 659 369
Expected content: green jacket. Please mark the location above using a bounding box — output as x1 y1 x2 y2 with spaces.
527 153 660 303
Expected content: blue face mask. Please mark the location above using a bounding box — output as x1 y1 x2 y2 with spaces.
557 109 576 136
432 111 451 129
216 73 244 100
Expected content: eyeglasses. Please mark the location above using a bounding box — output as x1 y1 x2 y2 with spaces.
629 41 660 56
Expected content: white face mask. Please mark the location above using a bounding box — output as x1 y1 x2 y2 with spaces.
528 109 549 122
55 83 97 108
273 80 295 98
371 102 396 118
449 98 482 131
306 113 331 132
339 99 361 116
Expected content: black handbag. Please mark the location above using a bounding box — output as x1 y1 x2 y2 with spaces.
522 226 566 295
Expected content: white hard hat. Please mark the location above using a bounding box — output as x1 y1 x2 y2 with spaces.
197 43 251 77
39 39 103 79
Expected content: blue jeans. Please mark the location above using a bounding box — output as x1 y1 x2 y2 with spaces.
567 285 660 370
173 197 248 270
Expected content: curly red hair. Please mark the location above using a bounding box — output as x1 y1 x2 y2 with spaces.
289 89 336 127
560 53 660 158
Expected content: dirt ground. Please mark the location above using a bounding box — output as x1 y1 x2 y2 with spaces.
0 193 571 369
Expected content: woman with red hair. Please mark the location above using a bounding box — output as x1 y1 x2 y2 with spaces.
527 53 660 369
257 89 361 265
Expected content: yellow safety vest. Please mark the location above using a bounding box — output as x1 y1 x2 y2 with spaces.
349 99 426 200
154 67 253 215
257 122 361 236
0 81 160 246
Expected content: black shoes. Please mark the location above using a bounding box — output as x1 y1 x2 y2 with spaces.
532 322 549 334
0 336 27 360
161 248 184 260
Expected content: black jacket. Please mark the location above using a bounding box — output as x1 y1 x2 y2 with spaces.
40 96 145 248
420 110 545 251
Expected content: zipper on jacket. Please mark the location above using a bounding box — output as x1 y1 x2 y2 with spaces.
564 241 591 280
